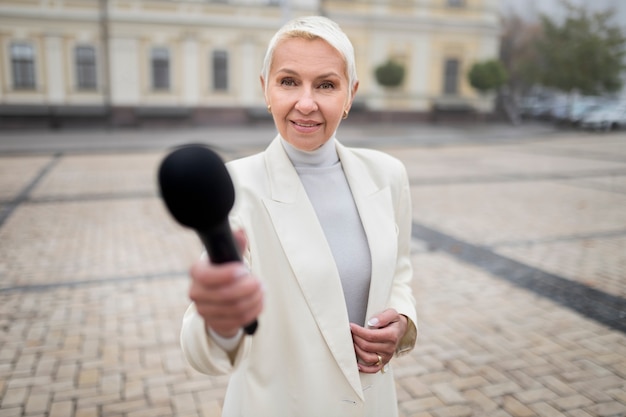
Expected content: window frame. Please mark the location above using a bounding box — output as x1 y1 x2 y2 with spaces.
75 45 98 90
443 57 460 95
447 0 466 8
212 49 229 92
10 42 36 90
151 46 170 91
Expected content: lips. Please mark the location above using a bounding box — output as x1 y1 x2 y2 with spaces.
292 120 321 127
290 119 322 134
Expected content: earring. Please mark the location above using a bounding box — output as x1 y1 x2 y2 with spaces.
342 109 349 119
267 105 272 114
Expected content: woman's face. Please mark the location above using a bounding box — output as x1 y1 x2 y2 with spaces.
262 37 358 151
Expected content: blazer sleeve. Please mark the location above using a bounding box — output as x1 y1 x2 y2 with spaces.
180 303 249 375
179 213 253 376
389 161 418 356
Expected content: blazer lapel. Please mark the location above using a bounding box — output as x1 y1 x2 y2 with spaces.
336 143 398 322
261 137 364 400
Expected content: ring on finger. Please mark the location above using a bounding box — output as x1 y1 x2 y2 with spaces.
375 354 382 366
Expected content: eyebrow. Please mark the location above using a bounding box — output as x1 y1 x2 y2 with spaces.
276 68 342 79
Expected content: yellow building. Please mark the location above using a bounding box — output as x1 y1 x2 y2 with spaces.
0 0 500 127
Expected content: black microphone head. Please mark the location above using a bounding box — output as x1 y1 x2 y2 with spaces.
158 144 234 230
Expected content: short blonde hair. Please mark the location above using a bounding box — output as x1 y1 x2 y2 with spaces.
261 16 358 98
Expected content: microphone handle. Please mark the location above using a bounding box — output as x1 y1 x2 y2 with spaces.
198 221 258 335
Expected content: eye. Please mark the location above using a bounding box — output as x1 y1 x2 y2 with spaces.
280 78 297 87
319 81 335 90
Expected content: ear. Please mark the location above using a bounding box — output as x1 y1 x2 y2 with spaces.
260 75 268 105
345 81 360 112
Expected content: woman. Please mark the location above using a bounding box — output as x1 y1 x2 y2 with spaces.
180 16 417 417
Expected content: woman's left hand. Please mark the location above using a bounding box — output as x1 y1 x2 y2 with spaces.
350 309 408 374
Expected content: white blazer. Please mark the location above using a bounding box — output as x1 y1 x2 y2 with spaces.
180 136 417 417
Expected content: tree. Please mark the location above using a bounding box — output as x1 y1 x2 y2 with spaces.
468 59 508 94
499 13 544 97
535 3 626 95
374 59 405 88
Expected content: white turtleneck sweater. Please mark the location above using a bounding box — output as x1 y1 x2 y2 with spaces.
281 137 372 327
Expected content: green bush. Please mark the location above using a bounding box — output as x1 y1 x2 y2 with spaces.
374 59 405 88
468 59 508 93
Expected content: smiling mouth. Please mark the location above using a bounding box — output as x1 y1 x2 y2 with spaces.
292 121 321 127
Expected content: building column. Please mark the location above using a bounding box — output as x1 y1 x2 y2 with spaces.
44 34 65 104
182 34 199 106
410 33 431 111
109 37 139 105
240 38 257 107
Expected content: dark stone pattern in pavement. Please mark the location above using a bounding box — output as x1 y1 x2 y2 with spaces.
412 222 626 333
0 154 61 228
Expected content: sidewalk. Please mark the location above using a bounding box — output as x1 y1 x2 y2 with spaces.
0 123 624 417
0 121 560 154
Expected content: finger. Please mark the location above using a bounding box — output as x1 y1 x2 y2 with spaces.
233 229 248 253
357 358 385 374
190 261 249 289
366 308 399 329
350 322 371 339
190 272 262 308
197 283 264 331
195 282 263 318
353 343 381 366
350 322 392 345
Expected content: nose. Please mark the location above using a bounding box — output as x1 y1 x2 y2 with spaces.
294 88 318 115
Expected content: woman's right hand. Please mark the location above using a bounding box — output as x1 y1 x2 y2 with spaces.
188 230 263 338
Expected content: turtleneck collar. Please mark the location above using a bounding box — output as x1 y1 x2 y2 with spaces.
280 135 339 168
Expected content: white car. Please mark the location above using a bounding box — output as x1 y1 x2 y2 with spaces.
580 104 626 130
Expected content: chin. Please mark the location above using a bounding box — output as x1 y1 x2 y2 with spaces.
283 134 328 152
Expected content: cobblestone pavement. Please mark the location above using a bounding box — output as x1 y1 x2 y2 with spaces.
0 124 625 417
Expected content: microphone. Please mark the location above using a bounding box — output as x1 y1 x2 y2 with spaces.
158 144 258 335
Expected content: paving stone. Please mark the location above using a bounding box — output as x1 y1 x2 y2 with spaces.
126 406 175 417
528 402 567 417
101 398 148 415
403 396 445 413
24 391 50 414
431 404 473 417
584 401 626 417
565 410 594 417
48 400 74 417
75 406 99 417
0 387 28 408
514 388 559 404
552 395 595 411
481 382 523 398
503 395 535 417
0 407 23 417
431 383 466 405
463 389 499 413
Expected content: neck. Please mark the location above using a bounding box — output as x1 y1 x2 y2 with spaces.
280 136 339 168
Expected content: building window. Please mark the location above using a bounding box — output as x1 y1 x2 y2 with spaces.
151 47 170 90
75 45 97 90
11 43 36 89
447 0 466 7
443 58 460 95
212 50 228 91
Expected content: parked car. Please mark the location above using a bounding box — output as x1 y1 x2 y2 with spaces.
519 97 557 119
580 103 626 130
568 101 604 125
551 97 604 125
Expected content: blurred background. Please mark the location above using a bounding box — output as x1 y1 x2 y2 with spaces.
0 0 624 130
